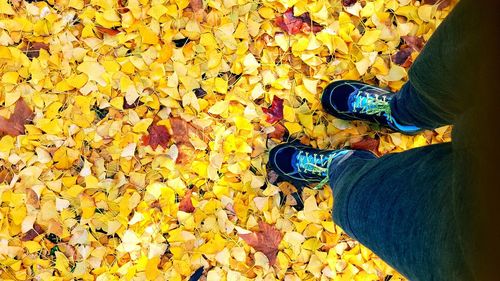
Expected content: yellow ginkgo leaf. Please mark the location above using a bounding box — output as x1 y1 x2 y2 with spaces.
77 61 106 86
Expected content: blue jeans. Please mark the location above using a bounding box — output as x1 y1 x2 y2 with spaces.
327 1 493 280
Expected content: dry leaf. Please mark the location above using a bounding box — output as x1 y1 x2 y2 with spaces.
262 96 284 123
239 221 283 265
142 124 171 149
275 8 323 35
0 98 34 136
179 189 195 213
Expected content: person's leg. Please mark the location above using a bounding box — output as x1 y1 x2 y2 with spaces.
389 0 481 129
328 143 471 281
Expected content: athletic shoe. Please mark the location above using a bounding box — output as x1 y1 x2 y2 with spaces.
321 80 422 134
268 142 376 188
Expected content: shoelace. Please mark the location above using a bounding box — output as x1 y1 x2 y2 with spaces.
296 150 349 189
351 91 396 123
296 151 332 176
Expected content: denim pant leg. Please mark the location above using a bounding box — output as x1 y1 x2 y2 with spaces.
328 143 471 281
389 0 481 130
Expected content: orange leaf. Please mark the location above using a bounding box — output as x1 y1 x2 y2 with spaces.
239 221 283 265
96 26 121 36
170 117 192 145
179 189 195 213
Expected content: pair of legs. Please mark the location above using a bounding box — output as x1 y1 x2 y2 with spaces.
329 0 499 279
270 0 500 280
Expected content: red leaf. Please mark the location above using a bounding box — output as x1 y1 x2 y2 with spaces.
275 8 323 35
96 26 121 36
262 96 284 123
0 98 34 136
239 222 283 265
342 0 357 7
142 124 171 149
350 136 380 156
179 189 195 213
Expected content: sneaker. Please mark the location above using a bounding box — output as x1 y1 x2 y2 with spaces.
268 142 376 188
321 80 422 134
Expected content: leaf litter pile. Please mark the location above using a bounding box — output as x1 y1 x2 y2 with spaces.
0 0 455 280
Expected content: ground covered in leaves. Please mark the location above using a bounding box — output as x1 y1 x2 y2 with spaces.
0 0 454 280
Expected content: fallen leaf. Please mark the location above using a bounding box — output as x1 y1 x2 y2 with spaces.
402 36 425 51
117 0 129 13
142 124 171 149
179 189 195 213
268 123 287 140
342 0 357 7
350 136 380 156
262 96 284 123
275 8 323 35
422 0 451 10
189 0 203 12
170 118 192 145
23 42 50 59
96 26 121 36
21 223 44 242
239 221 283 265
0 98 34 136
392 47 413 67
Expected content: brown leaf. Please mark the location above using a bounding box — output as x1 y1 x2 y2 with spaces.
275 8 323 35
26 188 40 208
239 221 283 265
117 0 130 13
401 36 425 51
0 98 34 136
178 189 195 213
268 123 287 140
21 223 44 242
23 42 49 59
96 26 121 36
170 118 192 145
189 0 203 12
350 136 380 156
0 168 13 183
170 117 207 144
392 46 413 67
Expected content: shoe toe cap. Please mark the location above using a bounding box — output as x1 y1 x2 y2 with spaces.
322 81 359 116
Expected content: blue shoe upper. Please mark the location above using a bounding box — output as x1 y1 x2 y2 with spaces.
268 142 375 188
322 80 422 134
